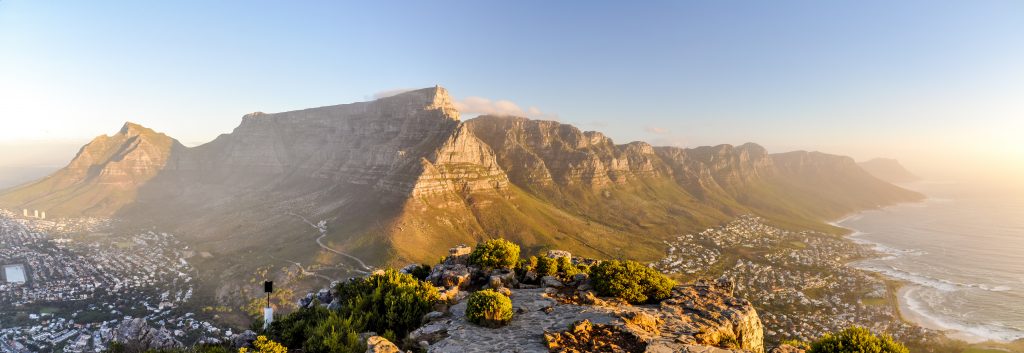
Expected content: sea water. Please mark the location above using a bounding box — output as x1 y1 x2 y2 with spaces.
837 182 1024 342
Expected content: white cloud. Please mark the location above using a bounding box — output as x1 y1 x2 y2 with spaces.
645 126 669 134
371 88 416 99
370 88 559 121
454 96 559 121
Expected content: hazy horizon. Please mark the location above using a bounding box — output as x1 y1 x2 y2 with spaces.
1 1 1021 189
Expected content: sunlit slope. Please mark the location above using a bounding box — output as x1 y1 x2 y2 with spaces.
0 87 922 268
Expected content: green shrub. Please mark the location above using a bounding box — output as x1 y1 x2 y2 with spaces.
557 256 580 278
302 311 366 353
535 256 558 277
465 289 514 328
807 326 908 353
588 260 675 304
267 306 332 349
336 268 440 339
408 264 433 281
468 238 521 269
514 257 536 280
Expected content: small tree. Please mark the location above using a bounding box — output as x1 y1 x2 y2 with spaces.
468 238 521 269
557 256 581 278
588 260 675 304
807 326 908 353
465 289 514 328
514 257 537 279
535 256 558 277
335 268 440 339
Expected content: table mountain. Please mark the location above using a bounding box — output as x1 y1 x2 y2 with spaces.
0 86 923 270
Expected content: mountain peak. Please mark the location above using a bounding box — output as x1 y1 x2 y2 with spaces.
119 122 156 136
382 85 459 120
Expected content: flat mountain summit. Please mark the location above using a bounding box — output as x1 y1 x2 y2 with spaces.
0 86 923 271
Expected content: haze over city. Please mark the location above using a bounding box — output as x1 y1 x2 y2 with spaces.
1 1 1021 188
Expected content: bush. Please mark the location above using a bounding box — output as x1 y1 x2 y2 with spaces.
266 306 332 349
465 289 514 328
588 260 675 304
336 268 440 339
239 336 288 353
468 238 521 269
807 326 908 353
557 256 581 278
302 312 366 353
535 256 558 277
408 264 433 281
266 269 437 353
514 257 537 280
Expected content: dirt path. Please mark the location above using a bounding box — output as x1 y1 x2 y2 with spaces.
288 212 372 273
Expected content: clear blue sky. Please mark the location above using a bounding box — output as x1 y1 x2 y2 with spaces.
1 1 1022 179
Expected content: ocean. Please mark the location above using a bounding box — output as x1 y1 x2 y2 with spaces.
837 181 1024 342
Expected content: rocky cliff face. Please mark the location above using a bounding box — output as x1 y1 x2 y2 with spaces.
466 116 666 188
181 86 504 196
0 86 923 271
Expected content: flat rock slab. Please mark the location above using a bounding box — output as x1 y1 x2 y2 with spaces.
428 289 619 353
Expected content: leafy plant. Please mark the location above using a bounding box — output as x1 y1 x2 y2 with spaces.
266 306 332 349
535 256 558 277
557 256 581 278
588 260 675 304
468 238 521 269
238 336 287 353
408 264 433 281
514 256 537 280
302 312 366 353
465 289 514 328
807 326 908 353
335 268 440 339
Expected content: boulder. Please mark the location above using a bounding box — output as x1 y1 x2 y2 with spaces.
230 330 257 349
400 263 422 274
489 269 517 288
422 311 445 322
541 275 563 288
621 311 662 337
545 249 572 260
317 288 333 304
366 335 403 353
112 318 184 351
427 264 471 289
299 292 315 308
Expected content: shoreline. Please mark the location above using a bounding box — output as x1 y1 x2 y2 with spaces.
830 194 1016 344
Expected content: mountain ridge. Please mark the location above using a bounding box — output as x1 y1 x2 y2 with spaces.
0 87 924 273
858 158 920 183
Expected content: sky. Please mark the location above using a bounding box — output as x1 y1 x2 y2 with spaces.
0 1 1022 185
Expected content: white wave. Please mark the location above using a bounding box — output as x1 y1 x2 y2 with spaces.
859 264 1012 293
902 287 1024 342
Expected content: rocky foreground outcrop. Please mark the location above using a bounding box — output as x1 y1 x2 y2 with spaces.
413 281 763 353
384 247 765 353
111 318 183 351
